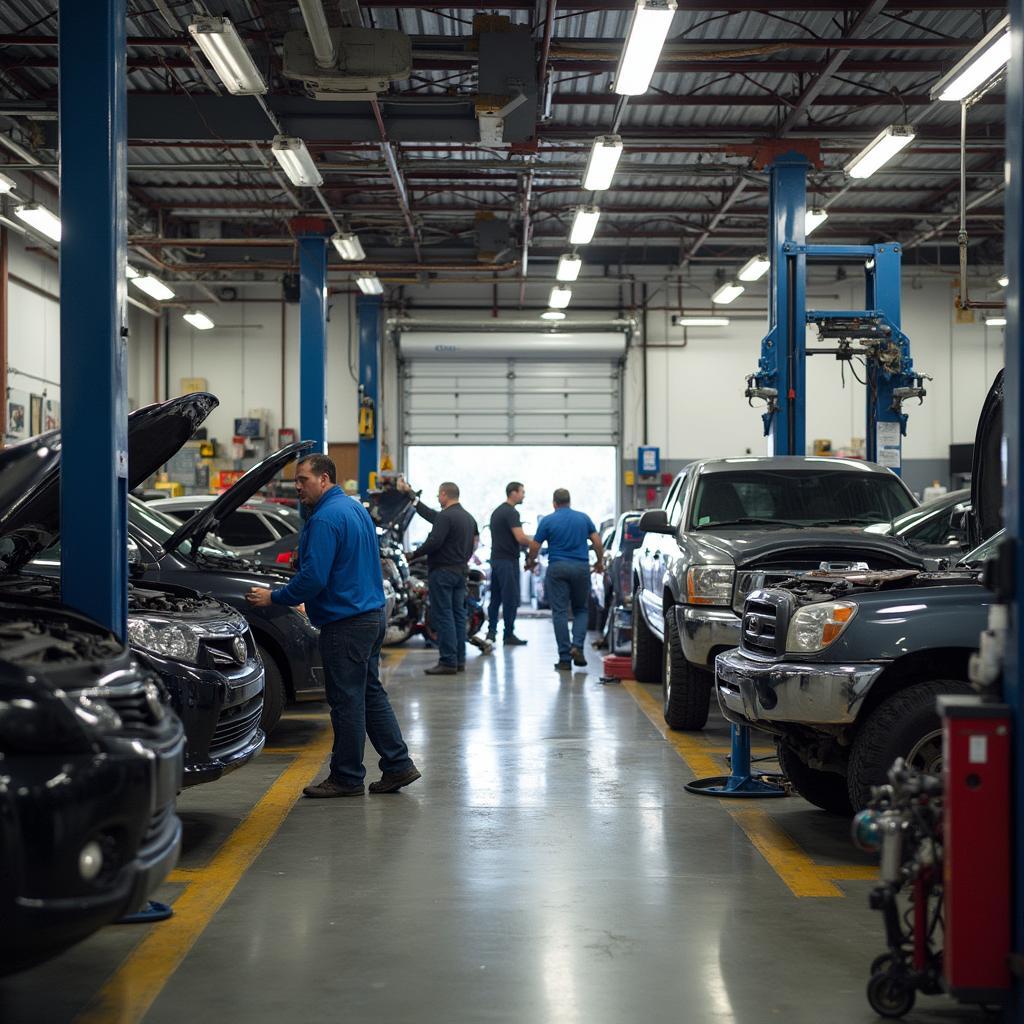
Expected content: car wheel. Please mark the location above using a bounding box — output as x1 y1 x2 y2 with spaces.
630 590 663 682
776 742 852 815
256 643 286 736
662 611 711 730
847 679 972 809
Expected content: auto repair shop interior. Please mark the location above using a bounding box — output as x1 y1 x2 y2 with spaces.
0 1 1022 1022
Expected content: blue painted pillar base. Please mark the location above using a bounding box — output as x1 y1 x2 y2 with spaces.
357 295 382 495
684 724 788 798
298 235 329 453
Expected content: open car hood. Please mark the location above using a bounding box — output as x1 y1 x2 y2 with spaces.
369 487 418 534
162 440 317 555
0 394 218 574
970 369 1003 547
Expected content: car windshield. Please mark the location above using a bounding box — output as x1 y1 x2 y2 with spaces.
959 529 1004 568
690 469 915 530
128 499 237 558
258 503 301 534
863 490 970 537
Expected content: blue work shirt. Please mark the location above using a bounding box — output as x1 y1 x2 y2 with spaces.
271 486 384 627
534 507 597 563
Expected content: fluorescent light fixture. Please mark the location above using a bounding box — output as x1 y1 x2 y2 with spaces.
805 208 828 235
583 135 623 191
845 124 916 180
931 17 1010 102
998 275 1009 287
132 275 175 301
549 285 572 309
125 263 140 280
614 0 678 96
271 135 323 187
556 253 582 282
712 281 744 305
188 16 267 96
673 316 729 327
356 273 383 296
0 172 15 194
15 203 61 241
737 254 770 282
541 310 566 321
569 205 601 245
332 231 365 261
183 310 215 331
986 316 1007 327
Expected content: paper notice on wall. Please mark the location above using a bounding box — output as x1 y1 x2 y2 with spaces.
876 422 901 469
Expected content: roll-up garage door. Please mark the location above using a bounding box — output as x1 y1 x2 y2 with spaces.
398 331 625 446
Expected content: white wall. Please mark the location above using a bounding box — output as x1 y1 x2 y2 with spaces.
7 232 60 401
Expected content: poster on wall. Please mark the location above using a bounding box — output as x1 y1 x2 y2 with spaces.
6 389 28 442
44 399 60 431
30 395 43 436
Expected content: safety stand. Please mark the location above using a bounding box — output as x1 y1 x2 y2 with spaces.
685 723 787 798
117 900 173 924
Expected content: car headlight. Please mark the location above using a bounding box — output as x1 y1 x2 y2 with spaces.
785 601 857 654
685 565 735 606
127 617 201 664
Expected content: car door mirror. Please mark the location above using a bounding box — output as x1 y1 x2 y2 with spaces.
638 509 673 535
948 508 969 539
127 538 146 579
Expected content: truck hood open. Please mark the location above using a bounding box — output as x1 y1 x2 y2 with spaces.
970 369 1002 546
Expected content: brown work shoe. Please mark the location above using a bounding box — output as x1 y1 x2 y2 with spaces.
425 663 457 675
369 767 422 794
303 776 364 798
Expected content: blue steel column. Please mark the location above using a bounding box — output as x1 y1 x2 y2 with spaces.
58 0 128 636
866 244 905 470
357 295 382 495
299 235 328 452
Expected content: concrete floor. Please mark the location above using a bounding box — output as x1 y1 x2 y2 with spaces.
1 616 988 1023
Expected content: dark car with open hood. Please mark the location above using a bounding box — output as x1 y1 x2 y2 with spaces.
0 439 185 974
4 403 266 788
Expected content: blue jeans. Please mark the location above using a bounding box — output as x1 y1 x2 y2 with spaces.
545 559 591 660
487 559 521 636
318 607 414 786
428 568 467 667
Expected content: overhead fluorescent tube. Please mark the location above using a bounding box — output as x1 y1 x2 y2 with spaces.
183 310 215 331
0 172 15 194
673 316 729 327
805 208 828 235
845 124 916 180
541 310 566 321
986 316 1007 327
332 231 366 261
15 203 61 241
712 281 744 305
998 275 1009 287
356 273 383 296
556 254 583 282
132 275 175 301
614 0 678 96
188 16 267 96
737 254 770 282
271 135 323 187
569 205 601 245
549 285 572 309
583 135 623 191
931 17 1010 102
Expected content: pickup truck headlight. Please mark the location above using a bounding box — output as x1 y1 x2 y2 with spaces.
685 565 734 606
785 601 857 653
127 617 200 664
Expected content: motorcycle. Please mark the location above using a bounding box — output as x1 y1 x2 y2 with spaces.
407 560 493 654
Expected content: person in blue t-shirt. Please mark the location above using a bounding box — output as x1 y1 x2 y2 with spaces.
246 454 419 798
527 488 605 671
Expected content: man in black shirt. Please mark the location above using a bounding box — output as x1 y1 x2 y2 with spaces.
486 481 532 645
399 477 478 675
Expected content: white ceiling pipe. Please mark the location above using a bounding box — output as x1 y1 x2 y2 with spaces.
298 0 338 69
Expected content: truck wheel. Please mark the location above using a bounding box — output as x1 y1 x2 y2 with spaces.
777 742 852 815
631 591 662 683
662 612 711 730
847 679 972 809
256 643 286 737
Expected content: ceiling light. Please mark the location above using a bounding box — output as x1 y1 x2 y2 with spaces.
132 275 175 301
188 16 267 96
583 135 623 191
0 172 15 194
541 310 566 321
614 0 678 96
673 316 729 327
556 254 582 282
356 273 383 296
712 281 744 305
271 135 323 187
569 206 601 245
549 285 572 309
737 254 770 282
845 124 916 180
125 263 140 279
931 17 1010 102
332 231 365 261
998 275 1009 287
986 316 1007 327
15 203 61 241
805 208 828 235
183 310 215 331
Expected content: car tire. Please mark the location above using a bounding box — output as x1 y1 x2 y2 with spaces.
256 643 286 736
631 590 663 683
777 742 852 815
847 679 972 809
662 611 711 730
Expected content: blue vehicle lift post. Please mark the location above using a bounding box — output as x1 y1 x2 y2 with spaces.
298 230 329 454
357 295 382 495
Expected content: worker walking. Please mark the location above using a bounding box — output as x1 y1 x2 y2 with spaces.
527 488 604 671
399 477 478 675
486 481 532 646
246 455 419 798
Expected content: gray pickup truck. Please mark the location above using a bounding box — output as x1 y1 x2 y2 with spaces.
633 457 922 731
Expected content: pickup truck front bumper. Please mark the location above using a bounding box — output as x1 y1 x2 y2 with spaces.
672 605 742 668
715 647 886 728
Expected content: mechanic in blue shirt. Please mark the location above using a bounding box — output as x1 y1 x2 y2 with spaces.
527 488 605 671
247 454 419 798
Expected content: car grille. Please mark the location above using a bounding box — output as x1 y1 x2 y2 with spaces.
82 678 168 736
740 591 792 660
199 629 253 671
210 694 263 758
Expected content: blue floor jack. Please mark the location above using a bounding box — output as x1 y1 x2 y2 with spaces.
684 723 787 798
